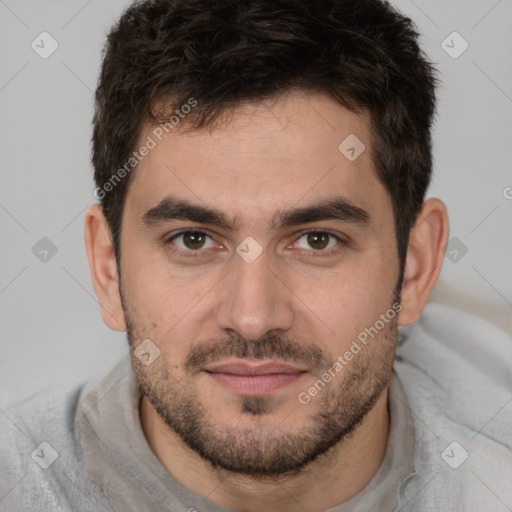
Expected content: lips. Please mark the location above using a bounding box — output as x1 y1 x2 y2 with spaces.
204 360 307 375
203 360 307 395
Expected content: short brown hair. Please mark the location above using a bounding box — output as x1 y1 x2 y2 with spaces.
92 0 438 287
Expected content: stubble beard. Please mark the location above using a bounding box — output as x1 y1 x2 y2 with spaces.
124 301 398 479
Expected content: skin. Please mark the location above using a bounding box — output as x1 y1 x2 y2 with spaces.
85 90 449 511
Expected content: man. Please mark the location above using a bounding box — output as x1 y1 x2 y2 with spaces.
1 0 511 511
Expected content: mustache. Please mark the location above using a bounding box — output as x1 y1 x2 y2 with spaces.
184 332 330 375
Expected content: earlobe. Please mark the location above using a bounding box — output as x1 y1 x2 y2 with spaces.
84 204 126 332
398 198 450 326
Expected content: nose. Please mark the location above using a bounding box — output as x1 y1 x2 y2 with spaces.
214 248 295 341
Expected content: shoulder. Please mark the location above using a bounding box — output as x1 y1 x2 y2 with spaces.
1 382 84 462
394 302 512 510
0 383 111 511
395 302 512 436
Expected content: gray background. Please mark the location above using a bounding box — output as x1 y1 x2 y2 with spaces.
1 0 511 407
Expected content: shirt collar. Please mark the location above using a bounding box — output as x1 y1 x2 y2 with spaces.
77 355 416 512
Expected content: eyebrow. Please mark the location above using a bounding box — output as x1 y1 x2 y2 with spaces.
141 195 370 231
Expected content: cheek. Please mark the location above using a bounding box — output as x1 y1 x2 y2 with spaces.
294 262 396 347
124 265 218 349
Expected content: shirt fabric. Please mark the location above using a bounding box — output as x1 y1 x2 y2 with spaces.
1 302 511 511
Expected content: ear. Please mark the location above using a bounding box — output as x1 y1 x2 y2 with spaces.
85 204 126 331
398 198 449 326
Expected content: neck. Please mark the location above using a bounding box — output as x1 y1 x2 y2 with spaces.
140 387 390 512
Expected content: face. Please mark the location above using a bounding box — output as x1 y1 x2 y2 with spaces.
119 91 401 477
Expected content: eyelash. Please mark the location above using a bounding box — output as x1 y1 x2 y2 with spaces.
164 229 347 259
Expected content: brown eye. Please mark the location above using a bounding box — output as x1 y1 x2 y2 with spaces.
306 232 330 250
182 231 207 250
168 231 215 252
295 231 341 252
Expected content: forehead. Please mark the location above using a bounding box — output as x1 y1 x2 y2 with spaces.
124 91 391 229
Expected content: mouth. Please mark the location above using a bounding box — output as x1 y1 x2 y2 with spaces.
203 359 308 395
